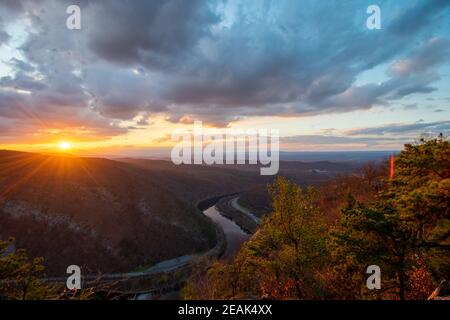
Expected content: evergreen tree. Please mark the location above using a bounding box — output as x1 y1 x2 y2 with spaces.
331 136 450 299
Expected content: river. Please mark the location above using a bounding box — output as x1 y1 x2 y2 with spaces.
203 205 251 260
133 202 251 299
136 204 251 299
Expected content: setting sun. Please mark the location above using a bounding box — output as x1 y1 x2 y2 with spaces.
58 141 72 151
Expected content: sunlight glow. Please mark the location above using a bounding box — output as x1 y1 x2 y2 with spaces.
59 141 72 150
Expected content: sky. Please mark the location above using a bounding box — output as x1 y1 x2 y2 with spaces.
0 0 449 156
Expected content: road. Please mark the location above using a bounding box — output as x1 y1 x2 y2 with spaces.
42 199 255 298
43 254 197 282
124 254 197 277
230 197 261 225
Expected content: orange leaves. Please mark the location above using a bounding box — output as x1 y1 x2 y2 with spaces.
406 263 435 300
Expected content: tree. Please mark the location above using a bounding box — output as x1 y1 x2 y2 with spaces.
255 177 329 298
330 136 450 299
185 177 330 299
0 238 59 300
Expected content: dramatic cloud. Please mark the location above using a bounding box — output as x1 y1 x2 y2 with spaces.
347 121 450 136
0 0 449 142
279 134 411 151
282 135 401 145
281 120 450 150
388 37 450 77
87 0 218 68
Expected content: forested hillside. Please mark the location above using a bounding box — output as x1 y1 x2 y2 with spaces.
183 137 450 300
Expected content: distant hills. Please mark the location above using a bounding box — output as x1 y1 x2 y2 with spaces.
278 151 396 163
0 151 217 275
100 150 395 164
0 150 359 276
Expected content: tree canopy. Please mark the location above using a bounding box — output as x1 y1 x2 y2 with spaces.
184 136 449 300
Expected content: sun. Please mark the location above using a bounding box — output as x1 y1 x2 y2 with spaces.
58 141 72 151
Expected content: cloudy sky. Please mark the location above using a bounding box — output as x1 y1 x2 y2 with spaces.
0 0 449 155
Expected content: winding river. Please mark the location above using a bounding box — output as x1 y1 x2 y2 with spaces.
203 204 251 260
136 203 251 299
42 197 255 300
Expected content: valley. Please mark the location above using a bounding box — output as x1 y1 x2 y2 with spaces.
0 149 366 277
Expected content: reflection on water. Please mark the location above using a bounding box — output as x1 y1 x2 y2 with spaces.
204 206 250 260
135 206 249 300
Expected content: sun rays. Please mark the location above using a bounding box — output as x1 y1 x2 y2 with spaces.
58 141 72 151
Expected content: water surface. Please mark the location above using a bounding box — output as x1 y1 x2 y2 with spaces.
204 205 250 260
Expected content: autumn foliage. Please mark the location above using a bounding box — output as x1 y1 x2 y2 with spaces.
184 136 449 300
